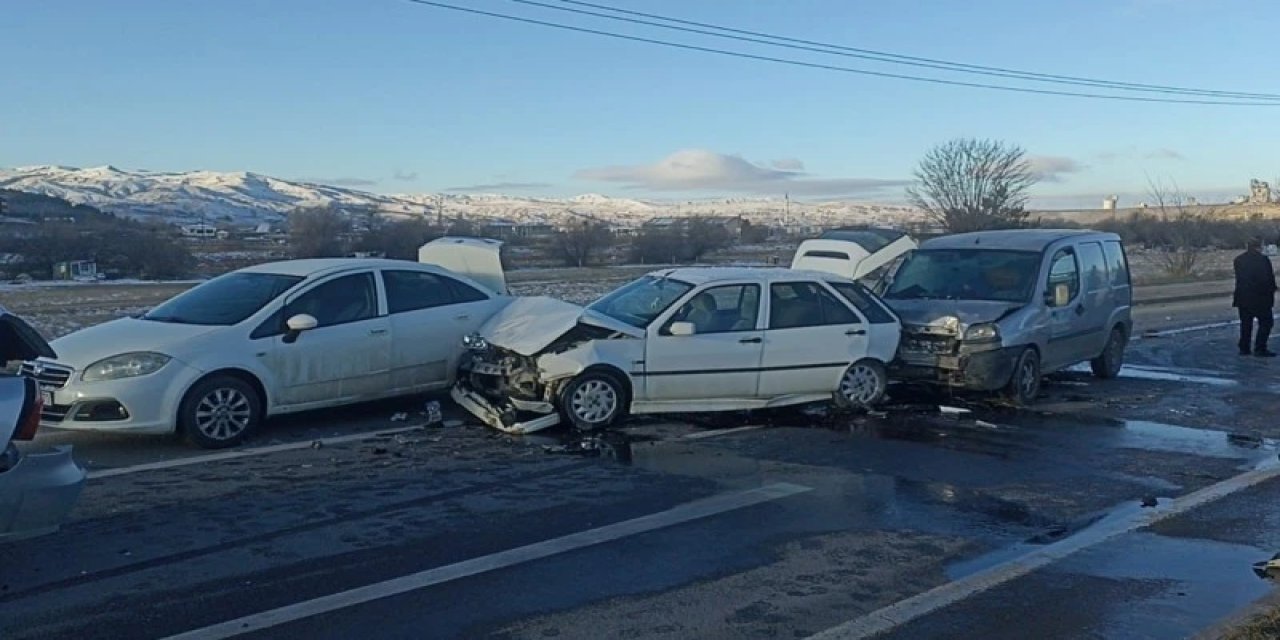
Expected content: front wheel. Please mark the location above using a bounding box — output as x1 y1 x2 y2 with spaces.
1090 328 1126 379
179 375 263 449
1004 348 1041 407
559 371 627 431
835 359 888 409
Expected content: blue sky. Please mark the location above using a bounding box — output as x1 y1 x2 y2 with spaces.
2 0 1276 208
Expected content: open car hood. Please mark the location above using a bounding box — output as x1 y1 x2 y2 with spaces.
419 236 507 295
0 308 55 363
790 232 917 281
479 296 643 357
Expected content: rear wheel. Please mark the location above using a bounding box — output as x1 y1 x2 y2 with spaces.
1004 348 1041 407
1090 327 1126 379
179 375 262 449
559 371 627 431
835 359 888 409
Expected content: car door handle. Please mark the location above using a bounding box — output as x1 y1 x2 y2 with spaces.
454 314 470 321
846 329 867 336
738 337 763 344
369 328 389 336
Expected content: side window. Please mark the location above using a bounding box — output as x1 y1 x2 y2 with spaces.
1104 241 1130 287
769 282 859 330
1077 242 1108 293
667 284 760 334
448 278 489 303
829 282 896 324
285 273 378 328
1046 248 1080 307
383 270 456 314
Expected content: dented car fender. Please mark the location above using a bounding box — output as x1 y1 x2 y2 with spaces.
535 338 643 392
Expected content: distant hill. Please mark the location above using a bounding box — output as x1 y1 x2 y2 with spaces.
0 165 924 230
0 188 108 223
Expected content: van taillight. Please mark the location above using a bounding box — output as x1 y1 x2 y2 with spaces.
14 381 41 441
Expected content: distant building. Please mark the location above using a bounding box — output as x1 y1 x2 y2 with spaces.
1102 195 1118 211
180 223 218 239
1249 179 1273 205
54 260 100 281
480 220 555 240
641 215 745 237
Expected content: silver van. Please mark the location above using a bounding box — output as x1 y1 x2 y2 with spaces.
879 229 1132 404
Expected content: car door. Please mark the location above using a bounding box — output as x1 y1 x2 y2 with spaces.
381 269 503 393
641 283 764 401
1043 247 1085 370
1075 241 1113 357
758 281 868 398
257 271 391 408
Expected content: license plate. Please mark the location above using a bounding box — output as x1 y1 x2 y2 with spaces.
41 390 54 406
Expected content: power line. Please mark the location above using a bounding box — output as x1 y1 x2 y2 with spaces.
551 0 1280 101
404 0 1280 106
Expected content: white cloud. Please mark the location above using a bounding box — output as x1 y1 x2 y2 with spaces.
771 158 805 171
446 181 552 192
575 149 908 197
1026 155 1085 183
393 170 419 181
297 176 377 187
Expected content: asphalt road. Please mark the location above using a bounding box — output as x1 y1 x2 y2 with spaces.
4 300 1279 640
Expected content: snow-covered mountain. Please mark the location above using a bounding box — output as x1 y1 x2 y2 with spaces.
0 165 923 229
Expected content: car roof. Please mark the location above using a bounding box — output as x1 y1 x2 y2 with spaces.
644 266 852 286
920 229 1118 252
235 258 443 278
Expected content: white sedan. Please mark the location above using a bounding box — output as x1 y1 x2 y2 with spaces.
22 238 510 448
452 267 902 434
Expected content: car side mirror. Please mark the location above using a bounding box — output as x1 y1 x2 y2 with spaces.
283 314 318 344
668 321 696 337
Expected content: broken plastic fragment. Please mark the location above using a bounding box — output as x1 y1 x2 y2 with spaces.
939 405 972 416
1251 554 1280 580
423 400 443 425
974 420 998 429
1140 496 1158 508
390 412 408 422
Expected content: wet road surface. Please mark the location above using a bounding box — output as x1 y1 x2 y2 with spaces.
3 322 1279 639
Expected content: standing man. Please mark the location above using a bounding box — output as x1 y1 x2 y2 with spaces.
1233 237 1277 357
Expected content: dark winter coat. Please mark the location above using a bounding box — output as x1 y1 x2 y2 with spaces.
1233 250 1277 311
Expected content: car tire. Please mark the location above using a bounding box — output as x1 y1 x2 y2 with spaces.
1090 327 1126 379
835 359 888 409
1004 348 1041 407
178 375 263 449
558 371 627 431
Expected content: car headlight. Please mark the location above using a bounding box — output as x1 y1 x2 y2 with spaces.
81 352 172 382
963 323 1000 342
462 332 489 352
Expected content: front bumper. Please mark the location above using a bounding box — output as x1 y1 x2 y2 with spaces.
32 361 204 435
451 384 561 434
0 445 86 542
891 346 1019 392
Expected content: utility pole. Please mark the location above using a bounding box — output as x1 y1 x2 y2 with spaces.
436 194 444 228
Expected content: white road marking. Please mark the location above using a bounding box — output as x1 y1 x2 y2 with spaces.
163 482 812 640
807 457 1280 639
87 426 424 480
682 425 767 440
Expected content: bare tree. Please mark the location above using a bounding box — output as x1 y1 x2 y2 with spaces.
683 217 733 262
1146 178 1210 279
289 207 351 258
554 222 613 267
906 138 1036 233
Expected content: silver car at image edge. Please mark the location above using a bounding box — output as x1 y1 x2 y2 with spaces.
1 307 86 542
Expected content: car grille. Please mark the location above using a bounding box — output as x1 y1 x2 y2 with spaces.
40 403 72 423
901 334 957 356
20 361 75 389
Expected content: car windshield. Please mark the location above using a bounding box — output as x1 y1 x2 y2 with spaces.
885 249 1041 303
587 275 694 328
143 273 304 326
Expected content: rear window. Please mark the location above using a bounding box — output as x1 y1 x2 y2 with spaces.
816 228 907 253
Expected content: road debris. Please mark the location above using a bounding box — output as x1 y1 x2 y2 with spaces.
1227 432 1266 448
310 440 324 449
974 420 999 429
423 400 443 425
390 412 408 422
939 405 972 416
1140 496 1158 508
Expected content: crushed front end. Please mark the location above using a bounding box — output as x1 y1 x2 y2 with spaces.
451 322 626 434
891 321 1017 392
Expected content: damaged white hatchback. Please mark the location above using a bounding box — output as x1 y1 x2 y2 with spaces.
452 268 902 434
